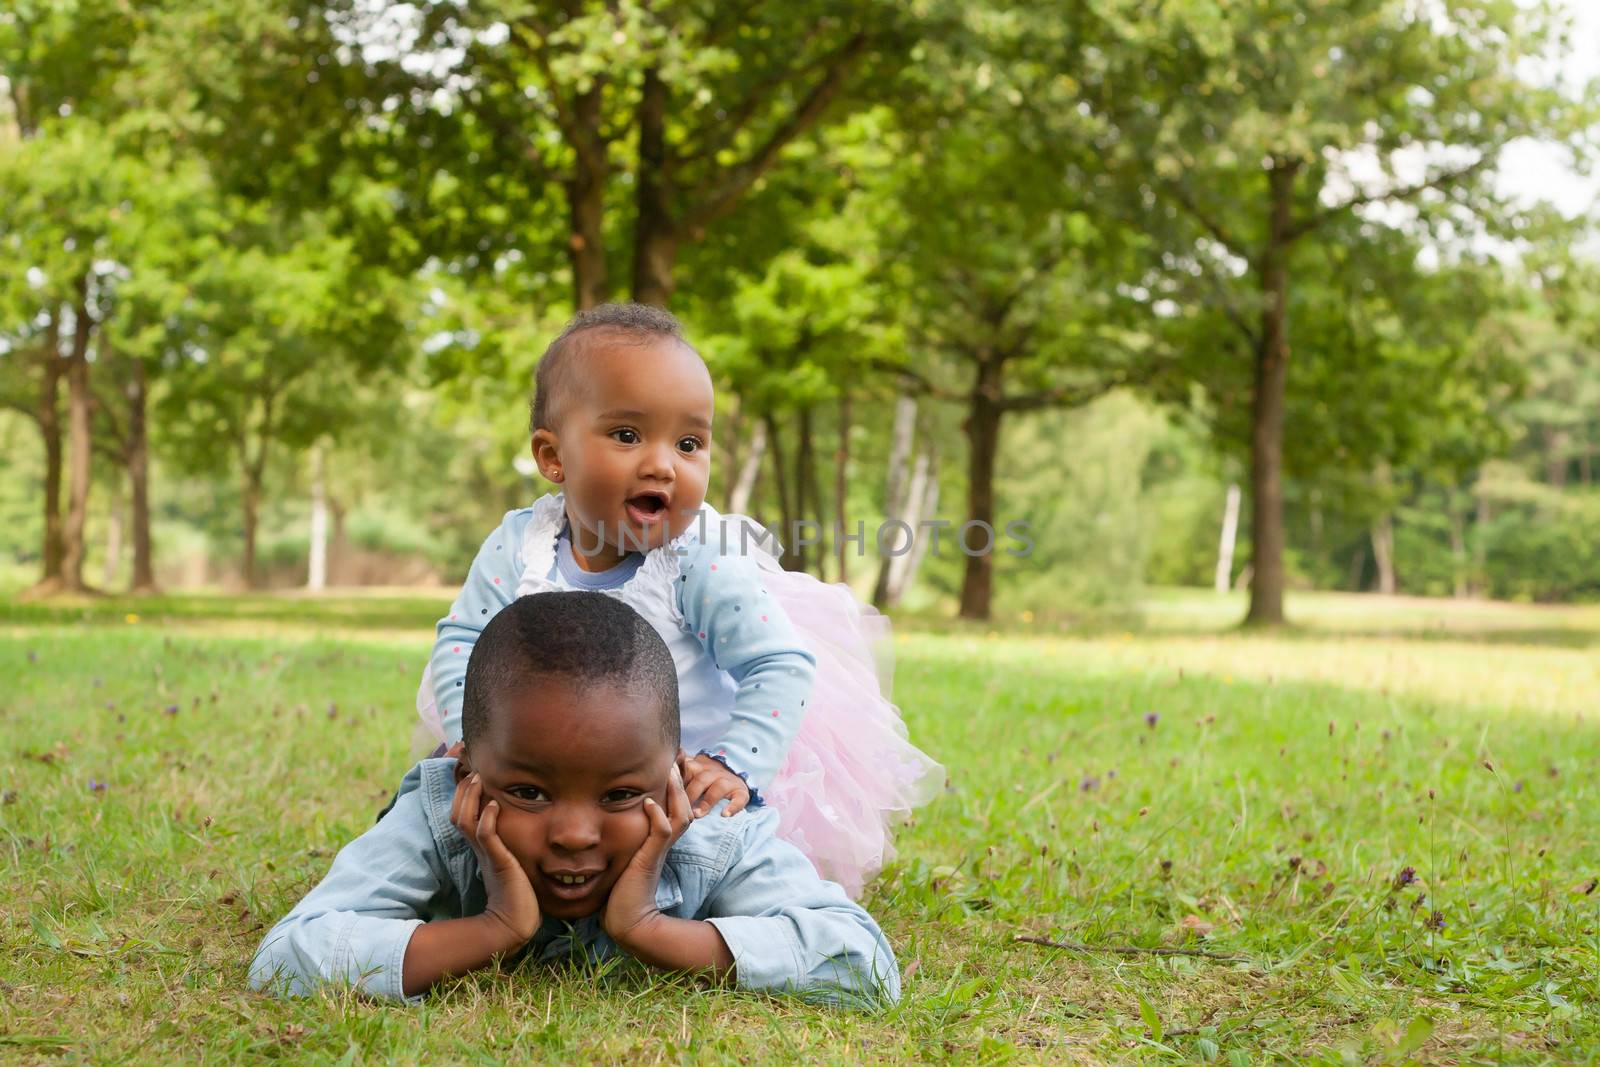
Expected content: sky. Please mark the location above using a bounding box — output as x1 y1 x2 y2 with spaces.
1496 0 1600 216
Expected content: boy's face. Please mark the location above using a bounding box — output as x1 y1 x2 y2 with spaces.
463 675 675 921
532 333 714 569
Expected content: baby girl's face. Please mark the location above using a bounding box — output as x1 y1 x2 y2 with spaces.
464 675 676 921
538 332 714 568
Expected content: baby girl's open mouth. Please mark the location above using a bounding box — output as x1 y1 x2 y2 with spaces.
625 493 668 526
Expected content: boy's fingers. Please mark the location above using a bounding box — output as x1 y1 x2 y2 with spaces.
665 771 692 829
478 800 518 869
451 774 472 831
722 789 749 817
638 798 672 860
458 775 483 842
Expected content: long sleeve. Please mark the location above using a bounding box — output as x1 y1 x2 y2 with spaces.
430 509 534 745
699 809 900 1006
676 538 816 792
249 771 452 1003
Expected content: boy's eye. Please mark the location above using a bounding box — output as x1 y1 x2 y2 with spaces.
507 786 548 802
677 436 703 454
603 789 643 805
611 428 640 445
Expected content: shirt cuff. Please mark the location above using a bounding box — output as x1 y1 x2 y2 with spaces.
704 914 803 992
696 750 766 809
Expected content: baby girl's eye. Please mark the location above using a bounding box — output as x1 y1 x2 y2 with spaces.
611 428 640 445
677 437 703 454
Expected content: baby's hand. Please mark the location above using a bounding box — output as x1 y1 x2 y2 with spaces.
680 753 752 818
452 772 541 945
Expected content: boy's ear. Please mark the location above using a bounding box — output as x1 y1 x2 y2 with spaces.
451 743 472 781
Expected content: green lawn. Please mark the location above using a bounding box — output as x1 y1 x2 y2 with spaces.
3 589 1597 1062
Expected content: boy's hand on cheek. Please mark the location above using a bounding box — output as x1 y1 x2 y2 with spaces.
453 772 540 945
681 753 752 818
602 760 693 949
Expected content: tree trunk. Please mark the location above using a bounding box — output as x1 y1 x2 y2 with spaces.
330 496 348 586
764 410 800 571
1542 425 1569 487
1243 163 1298 627
567 86 608 311
871 393 918 610
125 356 156 592
1448 490 1468 599
630 68 677 307
103 481 123 589
238 391 274 590
60 284 95 593
34 310 65 588
1472 491 1490 597
241 478 261 590
958 352 1004 621
796 405 823 578
729 416 765 514
888 438 935 606
1370 512 1396 595
834 391 852 585
896 441 941 607
308 443 328 591
1215 482 1241 593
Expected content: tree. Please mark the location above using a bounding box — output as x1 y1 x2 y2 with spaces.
384 0 913 308
158 220 410 587
1068 0 1596 624
871 110 1167 619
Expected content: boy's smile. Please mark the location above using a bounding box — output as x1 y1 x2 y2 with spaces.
530 331 714 572
462 674 676 920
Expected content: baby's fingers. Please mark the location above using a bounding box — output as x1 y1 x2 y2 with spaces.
721 787 751 817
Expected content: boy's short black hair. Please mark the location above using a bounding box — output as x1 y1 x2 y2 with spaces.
529 302 693 435
460 592 679 748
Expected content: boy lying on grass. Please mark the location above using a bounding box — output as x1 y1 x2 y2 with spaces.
250 591 899 1005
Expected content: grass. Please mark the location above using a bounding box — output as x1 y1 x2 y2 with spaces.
2 587 1598 1063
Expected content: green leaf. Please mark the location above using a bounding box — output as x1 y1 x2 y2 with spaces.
1139 994 1164 1044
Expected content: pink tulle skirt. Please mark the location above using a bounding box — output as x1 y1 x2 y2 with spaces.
753 563 945 898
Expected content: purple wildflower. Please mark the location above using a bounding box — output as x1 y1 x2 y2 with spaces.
1079 775 1100 793
1144 712 1160 729
1394 866 1417 889
88 778 107 794
1425 910 1446 931
164 704 179 716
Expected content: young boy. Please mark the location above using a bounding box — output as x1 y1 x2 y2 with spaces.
249 591 900 1005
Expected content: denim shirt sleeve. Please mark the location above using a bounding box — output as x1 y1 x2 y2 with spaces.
249 763 454 1003
694 808 900 1006
430 510 532 745
677 538 817 792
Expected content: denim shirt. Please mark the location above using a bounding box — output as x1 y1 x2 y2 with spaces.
249 759 900 1006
